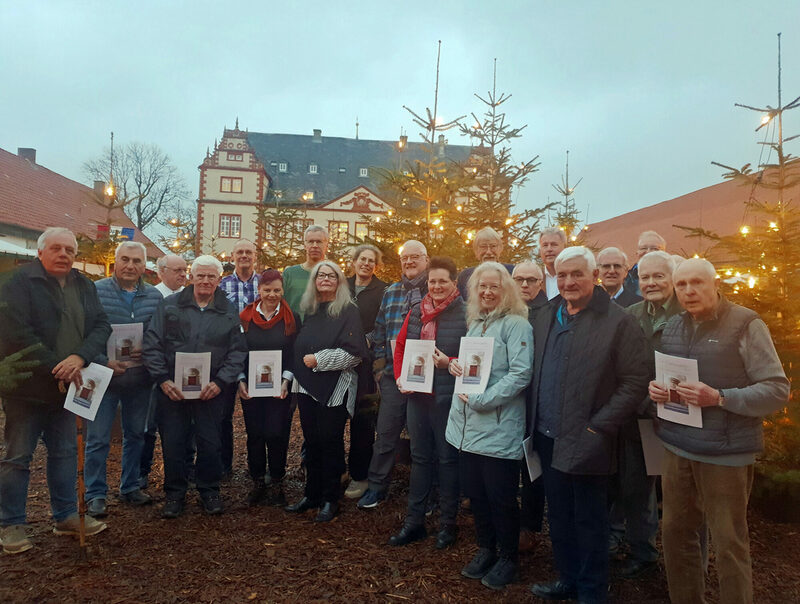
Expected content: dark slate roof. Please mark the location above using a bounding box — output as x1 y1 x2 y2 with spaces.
246 132 472 206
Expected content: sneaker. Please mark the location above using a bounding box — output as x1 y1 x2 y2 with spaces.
202 493 224 515
53 514 107 537
357 488 385 510
162 499 184 519
119 489 152 506
481 557 518 590
344 479 368 500
1 525 33 555
461 547 498 579
247 481 268 506
138 475 149 490
86 497 107 518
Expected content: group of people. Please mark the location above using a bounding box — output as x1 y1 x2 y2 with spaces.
0 224 789 603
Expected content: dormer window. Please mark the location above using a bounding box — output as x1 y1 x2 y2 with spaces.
339 167 346 173
359 167 368 178
302 191 315 201
309 163 318 174
278 162 288 173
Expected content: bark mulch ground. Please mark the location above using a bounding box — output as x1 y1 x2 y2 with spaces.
1 406 798 603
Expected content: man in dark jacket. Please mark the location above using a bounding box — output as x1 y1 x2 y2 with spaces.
528 246 650 603
83 241 163 518
142 255 247 519
598 247 642 308
456 227 514 299
649 258 789 604
0 228 111 555
609 251 682 578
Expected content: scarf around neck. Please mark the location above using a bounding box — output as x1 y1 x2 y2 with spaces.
419 288 460 340
240 299 297 336
401 270 428 311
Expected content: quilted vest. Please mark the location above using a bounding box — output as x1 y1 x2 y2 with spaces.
655 297 763 455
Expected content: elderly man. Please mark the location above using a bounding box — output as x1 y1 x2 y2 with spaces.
0 227 110 554
456 227 514 299
155 253 187 297
597 247 642 308
649 258 789 604
528 246 650 603
624 230 666 295
282 226 328 312
513 260 547 310
83 242 163 518
538 227 567 300
218 239 260 477
357 240 429 509
143 255 247 518
608 251 682 577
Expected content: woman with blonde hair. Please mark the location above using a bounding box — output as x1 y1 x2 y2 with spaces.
446 261 533 590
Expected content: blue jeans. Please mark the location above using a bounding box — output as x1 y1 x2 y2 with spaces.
157 392 223 500
0 398 78 525
84 384 150 501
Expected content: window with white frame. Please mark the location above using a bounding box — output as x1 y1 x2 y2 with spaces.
309 163 318 174
227 152 244 162
359 167 368 178
328 221 349 245
220 176 243 193
278 162 288 173
355 221 370 241
219 214 242 238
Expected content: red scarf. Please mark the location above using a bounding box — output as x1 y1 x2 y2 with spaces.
419 288 460 340
240 300 297 336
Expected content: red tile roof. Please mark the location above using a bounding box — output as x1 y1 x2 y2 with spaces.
585 161 800 263
0 147 163 257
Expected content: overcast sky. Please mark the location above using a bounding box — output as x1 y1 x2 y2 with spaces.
2 1 798 229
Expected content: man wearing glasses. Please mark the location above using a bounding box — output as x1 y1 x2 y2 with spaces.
357 240 429 509
597 247 642 308
456 227 515 299
155 254 187 297
624 231 667 296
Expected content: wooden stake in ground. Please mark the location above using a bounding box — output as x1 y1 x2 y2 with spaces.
75 415 88 559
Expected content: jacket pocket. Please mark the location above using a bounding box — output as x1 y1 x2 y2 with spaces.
574 425 613 473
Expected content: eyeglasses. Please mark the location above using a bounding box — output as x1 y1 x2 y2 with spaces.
513 277 540 285
478 284 501 293
477 244 500 252
599 263 625 271
316 272 339 282
356 257 377 265
400 254 424 263
164 267 186 274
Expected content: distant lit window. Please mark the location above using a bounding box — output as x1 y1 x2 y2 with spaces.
309 163 318 174
359 167 368 178
219 214 241 238
329 221 349 244
220 176 243 193
355 222 370 241
302 191 314 201
278 162 288 173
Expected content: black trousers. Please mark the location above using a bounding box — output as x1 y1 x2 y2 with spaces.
140 388 196 480
347 398 375 482
297 394 348 503
536 433 610 603
241 396 291 482
157 392 223 500
520 461 545 532
219 385 237 474
459 451 520 559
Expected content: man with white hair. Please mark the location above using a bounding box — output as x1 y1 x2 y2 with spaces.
83 241 163 518
609 251 681 578
649 258 789 604
456 227 514 299
538 227 567 300
597 247 642 308
357 240 429 509
0 227 110 554
528 246 650 603
155 253 187 297
624 230 667 295
283 226 329 312
143 255 247 518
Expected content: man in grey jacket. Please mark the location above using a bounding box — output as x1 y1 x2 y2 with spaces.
528 246 650 603
649 258 789 604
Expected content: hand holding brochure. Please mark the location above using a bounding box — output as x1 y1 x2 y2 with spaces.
248 350 282 397
398 339 435 393
64 363 114 421
175 352 211 400
454 337 494 394
654 351 703 428
107 323 144 367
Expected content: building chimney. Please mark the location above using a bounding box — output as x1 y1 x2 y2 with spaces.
18 148 36 164
312 129 322 143
94 180 106 196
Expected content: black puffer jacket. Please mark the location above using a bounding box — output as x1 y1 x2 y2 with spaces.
528 286 650 475
142 286 247 389
0 259 111 404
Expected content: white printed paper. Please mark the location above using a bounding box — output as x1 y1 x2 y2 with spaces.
175 352 211 400
655 351 703 428
248 350 282 397
454 337 494 394
638 419 665 476
522 435 543 481
398 339 436 393
64 363 114 421
106 323 144 367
